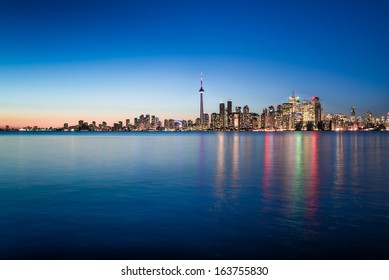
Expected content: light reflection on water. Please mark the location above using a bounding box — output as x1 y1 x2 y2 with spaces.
0 132 389 259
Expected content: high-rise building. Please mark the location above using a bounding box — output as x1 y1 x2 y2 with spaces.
199 71 205 125
350 107 356 123
312 96 323 128
227 99 232 115
204 113 209 127
281 103 293 130
219 101 225 129
227 99 233 129
301 100 315 129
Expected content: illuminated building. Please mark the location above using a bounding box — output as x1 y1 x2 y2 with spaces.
266 105 275 130
312 96 323 128
281 103 293 130
204 113 209 127
350 107 356 123
274 105 282 130
241 105 253 130
227 99 234 129
219 101 225 129
301 100 315 130
260 108 267 129
210 113 217 129
334 114 347 130
365 111 373 129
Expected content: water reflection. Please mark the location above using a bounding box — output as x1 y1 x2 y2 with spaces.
262 133 273 196
352 133 359 186
306 133 319 220
1 132 389 259
335 133 345 186
215 133 225 201
231 133 240 188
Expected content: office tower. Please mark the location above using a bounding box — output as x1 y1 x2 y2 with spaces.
281 103 293 130
301 100 315 129
366 111 373 128
350 107 356 123
227 99 233 129
219 101 225 129
227 99 232 114
289 91 301 116
242 105 253 130
199 71 205 125
312 96 323 127
204 113 209 126
267 105 275 130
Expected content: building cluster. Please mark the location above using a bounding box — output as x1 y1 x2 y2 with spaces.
1 72 388 132
182 93 324 131
60 115 163 132
324 109 389 131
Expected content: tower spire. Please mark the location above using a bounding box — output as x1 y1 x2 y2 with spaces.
200 67 203 89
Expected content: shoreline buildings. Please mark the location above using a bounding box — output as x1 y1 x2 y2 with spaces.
1 74 388 132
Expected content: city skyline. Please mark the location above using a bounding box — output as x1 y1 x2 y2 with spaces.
1 0 388 127
3 91 388 132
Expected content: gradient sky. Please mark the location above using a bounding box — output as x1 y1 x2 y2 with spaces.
0 0 388 127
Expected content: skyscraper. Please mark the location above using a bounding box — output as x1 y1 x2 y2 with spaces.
219 101 225 129
199 71 205 125
312 96 323 128
350 107 356 123
227 99 232 115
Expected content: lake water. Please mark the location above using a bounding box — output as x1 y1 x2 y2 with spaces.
0 131 388 259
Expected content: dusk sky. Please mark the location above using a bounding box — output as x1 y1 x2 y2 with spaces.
0 0 388 127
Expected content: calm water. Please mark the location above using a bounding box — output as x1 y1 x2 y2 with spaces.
0 131 388 259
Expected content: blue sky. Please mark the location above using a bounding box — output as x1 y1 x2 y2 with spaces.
0 0 388 127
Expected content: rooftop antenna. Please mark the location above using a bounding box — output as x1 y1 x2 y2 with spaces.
200 66 203 88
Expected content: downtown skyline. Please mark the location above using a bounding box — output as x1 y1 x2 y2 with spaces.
1 0 388 128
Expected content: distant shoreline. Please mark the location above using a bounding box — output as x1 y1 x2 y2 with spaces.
1 129 388 133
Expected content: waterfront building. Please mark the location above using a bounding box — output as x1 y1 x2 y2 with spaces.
350 107 356 123
227 99 232 115
227 99 233 129
365 111 374 129
219 101 225 130
281 103 293 130
312 96 323 128
241 105 253 130
204 113 209 128
260 108 267 130
301 100 315 130
266 105 275 130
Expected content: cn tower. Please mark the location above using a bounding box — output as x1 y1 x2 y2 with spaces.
199 70 205 125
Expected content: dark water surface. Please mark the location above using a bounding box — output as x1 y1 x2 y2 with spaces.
0 132 388 259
